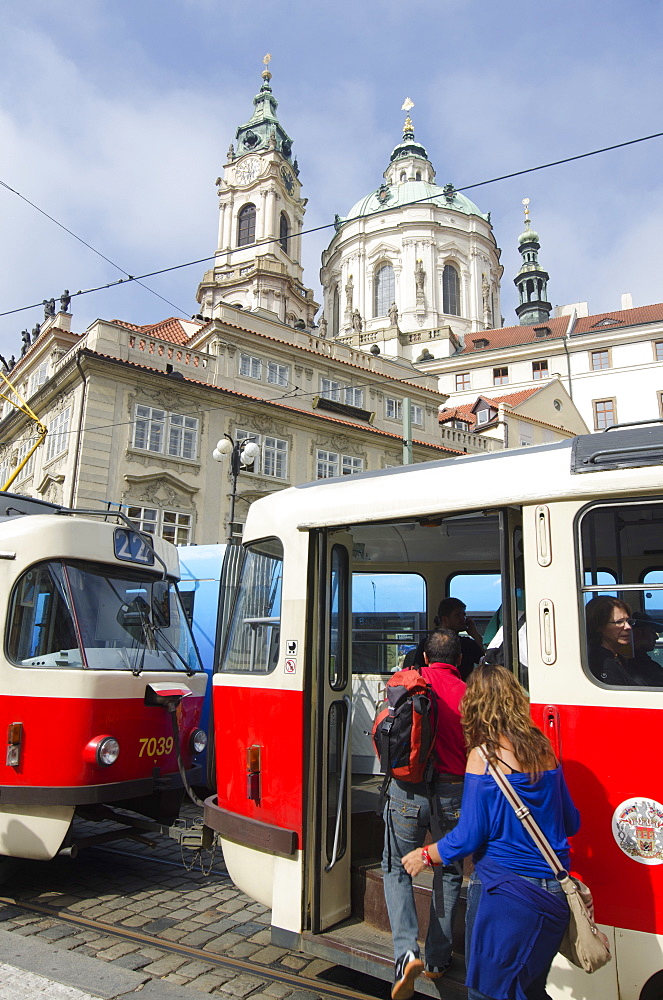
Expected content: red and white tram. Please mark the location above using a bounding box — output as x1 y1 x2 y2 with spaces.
204 424 663 1000
0 492 207 866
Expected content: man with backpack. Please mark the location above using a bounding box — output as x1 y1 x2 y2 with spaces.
380 628 467 1000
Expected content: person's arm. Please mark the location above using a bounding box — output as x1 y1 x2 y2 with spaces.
402 752 489 876
464 617 484 649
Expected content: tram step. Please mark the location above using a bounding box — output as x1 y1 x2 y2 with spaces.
351 862 466 957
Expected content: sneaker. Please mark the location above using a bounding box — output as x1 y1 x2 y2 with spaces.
392 951 424 1000
423 962 451 980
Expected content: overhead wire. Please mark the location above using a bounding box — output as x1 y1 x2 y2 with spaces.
1 128 662 324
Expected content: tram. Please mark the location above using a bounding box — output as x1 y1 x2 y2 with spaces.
0 492 207 865
204 423 663 1000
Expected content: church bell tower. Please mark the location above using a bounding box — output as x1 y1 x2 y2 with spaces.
197 56 319 327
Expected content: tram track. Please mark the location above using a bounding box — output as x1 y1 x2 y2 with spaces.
0 893 389 1000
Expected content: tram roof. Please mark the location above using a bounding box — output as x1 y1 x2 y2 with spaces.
244 427 663 536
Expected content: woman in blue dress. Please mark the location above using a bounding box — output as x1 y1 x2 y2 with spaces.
402 663 580 1000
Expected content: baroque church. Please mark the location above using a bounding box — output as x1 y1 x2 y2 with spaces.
1 60 660 542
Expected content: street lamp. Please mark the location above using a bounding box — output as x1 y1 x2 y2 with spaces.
212 433 261 541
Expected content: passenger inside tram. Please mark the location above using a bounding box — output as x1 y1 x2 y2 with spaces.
586 597 663 686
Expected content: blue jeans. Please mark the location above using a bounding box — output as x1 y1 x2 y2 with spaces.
381 777 463 967
466 871 567 1000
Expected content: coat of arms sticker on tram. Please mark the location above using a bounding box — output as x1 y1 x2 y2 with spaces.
612 797 663 865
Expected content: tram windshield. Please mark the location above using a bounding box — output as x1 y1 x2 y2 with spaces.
7 559 202 673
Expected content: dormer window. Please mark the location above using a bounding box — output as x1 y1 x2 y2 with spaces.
592 317 623 328
476 407 491 425
534 327 551 338
472 338 489 350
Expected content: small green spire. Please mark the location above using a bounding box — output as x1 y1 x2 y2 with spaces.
234 54 294 161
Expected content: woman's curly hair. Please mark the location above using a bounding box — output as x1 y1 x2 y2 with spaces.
461 662 554 778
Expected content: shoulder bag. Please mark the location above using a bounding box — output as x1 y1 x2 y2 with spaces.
477 745 611 974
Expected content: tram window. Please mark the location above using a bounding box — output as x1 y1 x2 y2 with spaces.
448 572 500 641
7 563 79 665
222 538 283 673
352 572 427 674
329 545 349 690
7 560 201 671
580 502 663 687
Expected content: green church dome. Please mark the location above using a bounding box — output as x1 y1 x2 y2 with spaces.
518 227 540 245
341 179 489 225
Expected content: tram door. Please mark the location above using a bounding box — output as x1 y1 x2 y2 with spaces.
309 530 353 933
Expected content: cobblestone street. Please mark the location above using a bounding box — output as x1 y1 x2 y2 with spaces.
0 817 382 1000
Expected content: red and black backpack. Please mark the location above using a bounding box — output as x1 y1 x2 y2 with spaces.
372 666 438 807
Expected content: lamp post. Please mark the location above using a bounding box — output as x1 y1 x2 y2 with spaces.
212 434 261 541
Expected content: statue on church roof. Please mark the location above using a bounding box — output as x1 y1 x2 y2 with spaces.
388 301 399 327
43 298 55 319
20 330 31 356
31 323 41 342
59 289 71 313
415 259 426 308
345 275 354 321
318 316 328 339
351 309 363 333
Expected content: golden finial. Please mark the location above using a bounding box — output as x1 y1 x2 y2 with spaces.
401 97 415 135
522 197 531 227
262 53 272 80
263 53 272 66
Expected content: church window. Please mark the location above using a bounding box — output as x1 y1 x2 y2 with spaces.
374 263 395 318
532 360 548 380
400 172 406 182
442 264 461 316
455 372 470 391
493 367 509 386
415 171 421 181
590 349 610 371
279 212 289 254
332 286 340 337
237 204 256 247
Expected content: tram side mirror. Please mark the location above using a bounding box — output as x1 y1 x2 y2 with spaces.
151 581 171 628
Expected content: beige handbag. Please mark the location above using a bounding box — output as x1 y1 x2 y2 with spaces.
477 746 611 974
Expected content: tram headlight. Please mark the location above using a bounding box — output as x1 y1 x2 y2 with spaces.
189 729 207 754
83 735 120 767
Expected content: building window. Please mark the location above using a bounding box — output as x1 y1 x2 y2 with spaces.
316 449 364 479
442 264 460 316
279 212 289 254
46 406 71 461
237 204 256 247
374 263 395 317
654 341 663 362
236 429 288 480
452 419 470 430
493 367 509 386
590 349 610 371
455 372 470 391
127 506 192 546
239 353 262 379
532 359 548 380
29 363 48 395
267 361 289 387
16 435 38 479
321 378 364 409
133 405 199 461
385 398 423 426
593 398 616 430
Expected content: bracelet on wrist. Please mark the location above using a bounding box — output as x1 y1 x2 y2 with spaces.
421 846 437 868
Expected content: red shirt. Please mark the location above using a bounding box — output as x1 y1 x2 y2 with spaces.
421 661 467 777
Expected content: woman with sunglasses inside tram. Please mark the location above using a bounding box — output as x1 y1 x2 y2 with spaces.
585 595 636 684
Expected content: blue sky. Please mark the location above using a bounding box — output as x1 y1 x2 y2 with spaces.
1 0 662 361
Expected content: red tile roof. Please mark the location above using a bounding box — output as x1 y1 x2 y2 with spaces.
110 317 202 346
439 387 542 426
459 302 663 355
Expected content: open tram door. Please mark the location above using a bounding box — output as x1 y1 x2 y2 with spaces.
307 528 353 933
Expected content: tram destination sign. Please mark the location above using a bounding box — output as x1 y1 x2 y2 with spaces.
114 527 155 566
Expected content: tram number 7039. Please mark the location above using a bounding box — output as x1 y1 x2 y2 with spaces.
138 736 174 758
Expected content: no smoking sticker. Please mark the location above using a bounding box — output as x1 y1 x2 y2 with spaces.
285 658 297 673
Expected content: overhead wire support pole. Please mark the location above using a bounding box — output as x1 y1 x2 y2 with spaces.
0 370 48 491
402 397 413 466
